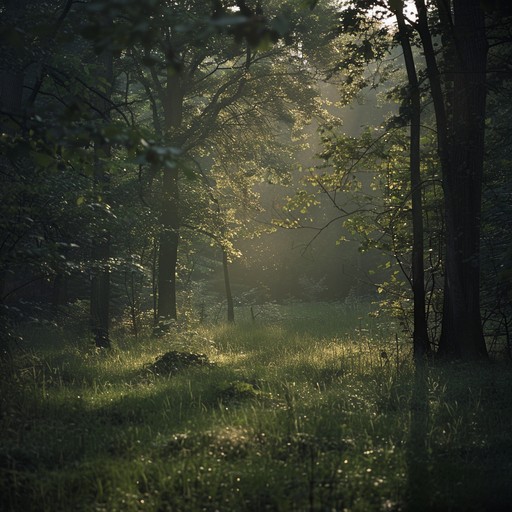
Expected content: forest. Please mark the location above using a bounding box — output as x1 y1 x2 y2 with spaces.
1 0 512 510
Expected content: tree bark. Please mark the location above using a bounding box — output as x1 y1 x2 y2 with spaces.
90 45 113 349
0 0 26 119
90 230 111 348
222 249 235 323
394 4 430 361
414 0 489 359
438 0 488 359
157 166 180 324
0 0 26 363
156 71 183 327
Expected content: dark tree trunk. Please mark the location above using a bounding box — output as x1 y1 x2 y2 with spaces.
156 72 183 327
151 237 158 324
438 0 488 359
415 0 488 359
0 0 26 364
395 5 430 361
90 232 111 348
0 68 24 118
0 0 25 304
90 48 113 349
222 249 235 323
90 157 112 348
0 1 25 119
157 166 180 324
52 273 68 308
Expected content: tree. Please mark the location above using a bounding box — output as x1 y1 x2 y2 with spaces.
0 0 149 348
283 0 503 360
480 17 512 356
412 0 488 358
392 0 430 360
109 0 341 328
89 41 114 349
0 0 89 353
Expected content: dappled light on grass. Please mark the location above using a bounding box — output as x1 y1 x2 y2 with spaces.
2 304 512 511
214 351 252 366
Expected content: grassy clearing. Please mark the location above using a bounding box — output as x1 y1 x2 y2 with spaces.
1 303 511 511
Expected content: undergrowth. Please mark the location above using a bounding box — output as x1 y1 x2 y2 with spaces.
1 303 511 511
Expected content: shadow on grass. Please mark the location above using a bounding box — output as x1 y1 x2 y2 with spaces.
405 363 430 512
405 360 512 512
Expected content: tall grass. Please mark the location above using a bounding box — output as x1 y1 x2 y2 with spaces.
1 302 511 511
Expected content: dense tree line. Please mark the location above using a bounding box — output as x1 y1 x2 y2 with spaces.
0 0 343 349
1 0 511 362
284 0 512 361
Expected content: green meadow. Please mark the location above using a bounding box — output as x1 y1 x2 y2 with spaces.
1 303 511 511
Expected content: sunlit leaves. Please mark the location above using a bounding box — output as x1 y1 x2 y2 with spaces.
284 190 321 215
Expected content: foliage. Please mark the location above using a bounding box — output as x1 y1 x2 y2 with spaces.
283 113 444 342
1 0 353 333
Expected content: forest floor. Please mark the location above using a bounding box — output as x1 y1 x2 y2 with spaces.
1 302 512 511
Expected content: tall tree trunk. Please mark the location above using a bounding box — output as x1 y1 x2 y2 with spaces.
415 0 488 359
157 166 180 324
438 0 488 358
52 273 68 309
415 0 451 356
156 71 183 327
415 0 450 173
394 4 430 361
222 249 235 323
152 237 158 324
90 46 113 349
0 0 26 119
90 228 111 348
0 0 26 363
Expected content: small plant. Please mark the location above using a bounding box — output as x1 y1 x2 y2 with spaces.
143 350 213 377
218 379 266 403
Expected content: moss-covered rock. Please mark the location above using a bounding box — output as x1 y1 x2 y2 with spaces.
218 379 265 403
143 351 213 377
